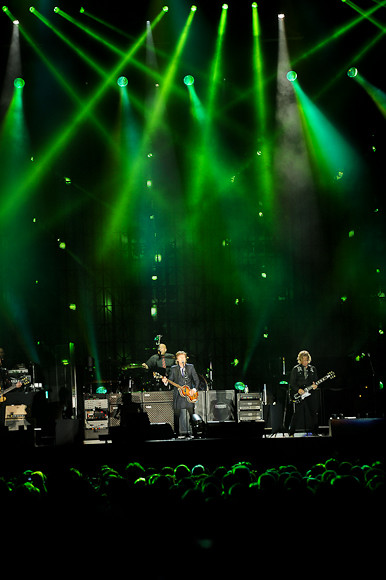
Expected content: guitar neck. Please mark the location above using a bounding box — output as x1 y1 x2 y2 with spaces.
167 378 184 389
315 375 330 387
1 385 16 396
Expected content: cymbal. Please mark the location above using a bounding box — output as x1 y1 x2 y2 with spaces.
121 363 144 370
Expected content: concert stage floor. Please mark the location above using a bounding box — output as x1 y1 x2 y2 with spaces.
1 418 384 478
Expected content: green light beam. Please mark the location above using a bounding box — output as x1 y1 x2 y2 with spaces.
3 9 167 220
101 8 196 255
354 75 386 118
292 81 363 192
15 18 114 149
54 7 170 111
314 29 384 100
342 0 386 33
185 5 228 236
251 4 274 217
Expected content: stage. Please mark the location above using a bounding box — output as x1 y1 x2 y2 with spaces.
1 418 384 478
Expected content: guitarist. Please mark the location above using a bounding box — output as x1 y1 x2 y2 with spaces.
288 350 320 437
162 350 200 438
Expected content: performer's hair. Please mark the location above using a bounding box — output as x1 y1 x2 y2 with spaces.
175 350 188 359
297 350 311 364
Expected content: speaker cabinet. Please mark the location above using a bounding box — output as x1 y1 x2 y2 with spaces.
206 390 235 422
142 401 174 430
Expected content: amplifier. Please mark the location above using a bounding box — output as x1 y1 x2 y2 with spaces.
237 392 263 422
108 394 123 427
84 395 109 409
238 400 262 410
238 410 263 422
143 391 173 403
142 401 174 430
84 394 109 438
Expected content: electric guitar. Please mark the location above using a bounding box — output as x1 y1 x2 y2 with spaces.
293 371 335 404
153 372 199 403
0 376 30 403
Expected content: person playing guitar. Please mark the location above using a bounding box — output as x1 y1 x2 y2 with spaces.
161 350 200 438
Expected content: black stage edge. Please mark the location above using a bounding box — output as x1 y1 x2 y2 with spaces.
0 418 384 477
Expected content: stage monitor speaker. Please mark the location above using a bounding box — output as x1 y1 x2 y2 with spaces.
330 418 385 440
146 422 175 440
110 413 151 445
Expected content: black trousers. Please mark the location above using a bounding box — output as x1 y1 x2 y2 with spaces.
173 387 195 435
289 391 320 435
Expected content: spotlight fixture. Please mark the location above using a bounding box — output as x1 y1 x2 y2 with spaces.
278 13 285 19
347 67 358 78
162 5 169 11
191 5 197 11
14 78 25 88
191 414 205 438
183 74 194 86
235 381 246 392
251 2 258 8
222 3 228 8
117 76 128 87
29 6 36 12
286 70 297 81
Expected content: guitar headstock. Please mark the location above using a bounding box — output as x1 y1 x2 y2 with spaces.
327 371 336 379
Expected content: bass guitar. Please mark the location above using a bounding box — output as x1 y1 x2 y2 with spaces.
293 371 335 404
0 376 30 404
154 372 199 403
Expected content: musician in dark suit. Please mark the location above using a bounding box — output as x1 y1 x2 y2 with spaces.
162 350 200 438
288 350 320 436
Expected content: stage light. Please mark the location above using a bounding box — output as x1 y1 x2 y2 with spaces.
117 76 128 87
54 6 60 13
191 414 205 438
235 381 246 392
278 13 285 19
183 74 194 86
347 67 358 78
191 5 197 11
69 303 77 311
286 70 297 81
29 6 35 12
222 3 228 8
14 78 25 88
79 7 85 12
251 2 258 7
162 5 168 11
2 6 8 11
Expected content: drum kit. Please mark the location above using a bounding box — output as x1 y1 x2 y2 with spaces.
88 358 211 394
